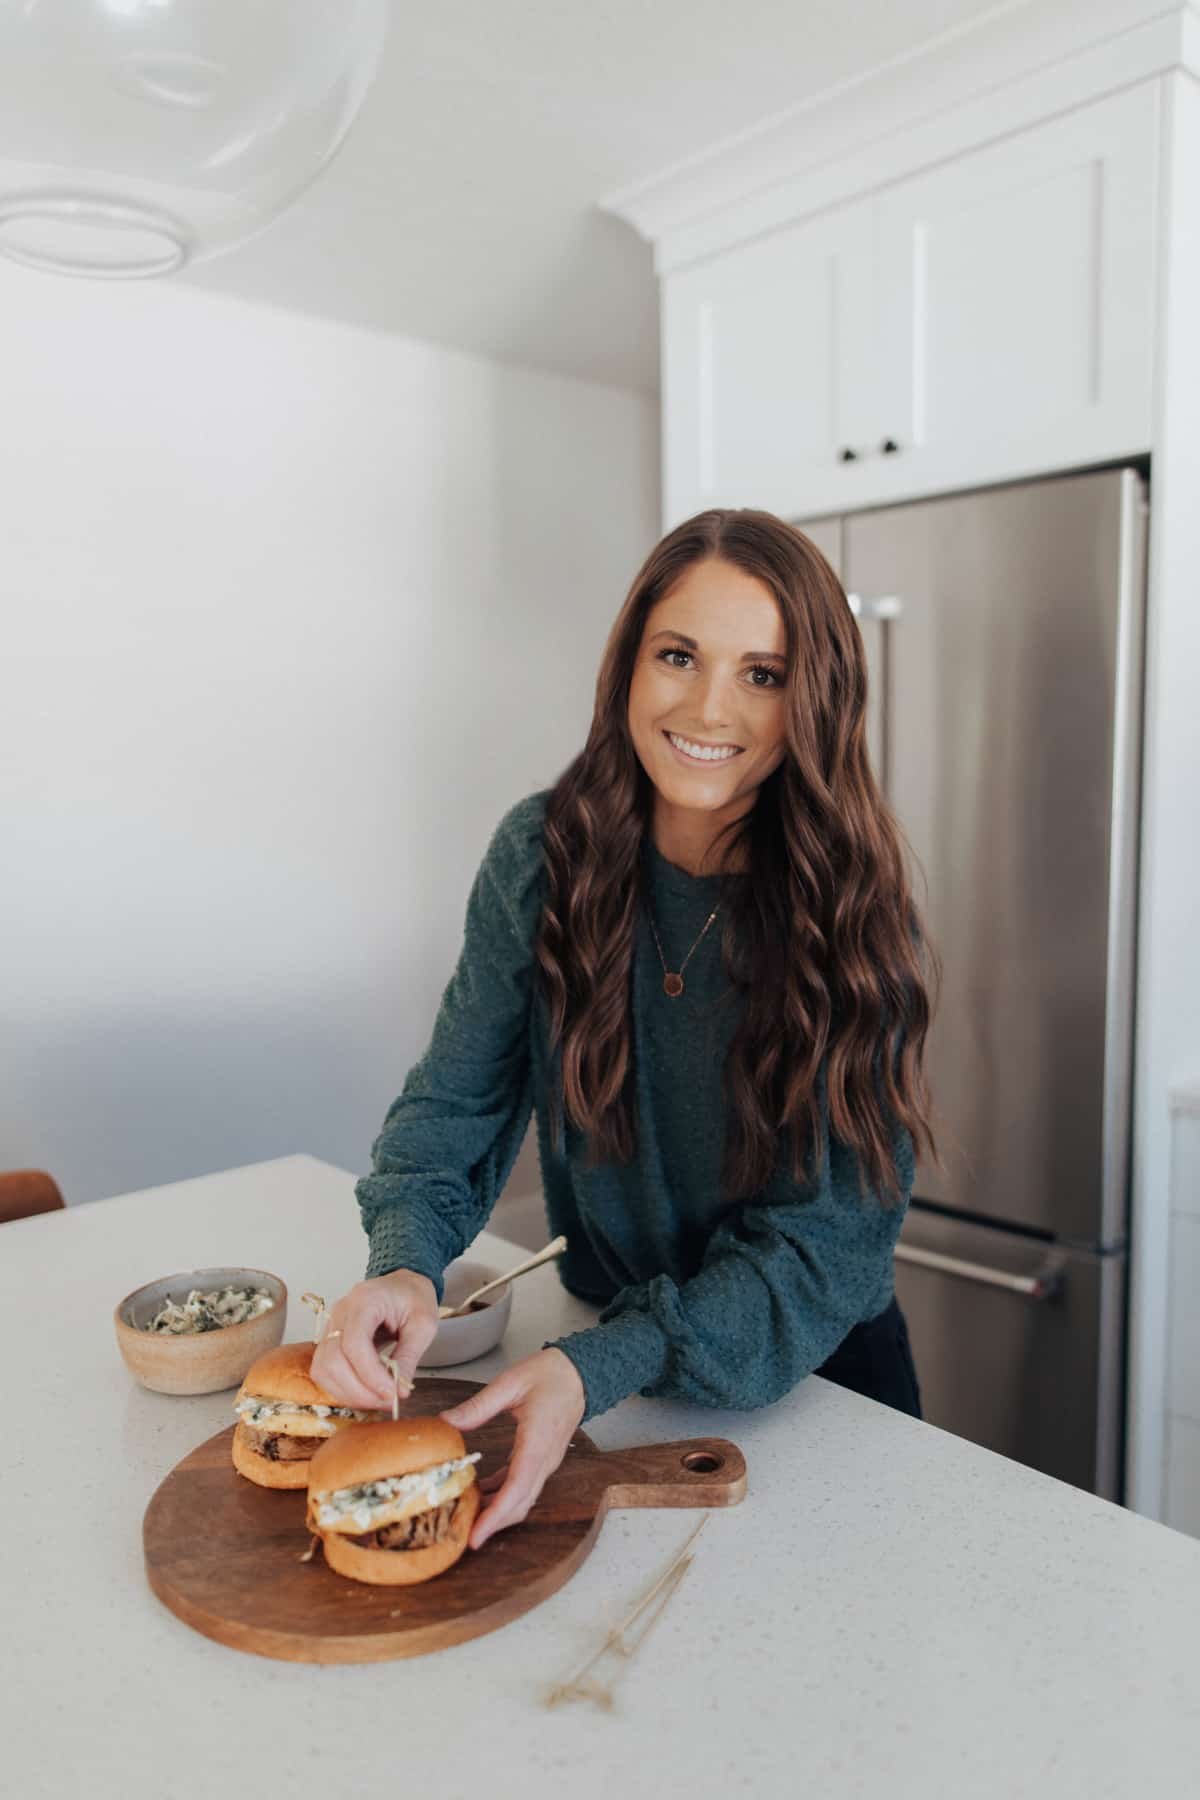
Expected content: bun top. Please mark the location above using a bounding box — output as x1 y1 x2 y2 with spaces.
237 1340 332 1408
307 1417 468 1494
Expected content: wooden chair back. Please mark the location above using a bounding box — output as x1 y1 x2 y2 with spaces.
0 1169 65 1225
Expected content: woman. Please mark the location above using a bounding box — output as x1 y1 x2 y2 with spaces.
311 508 941 1552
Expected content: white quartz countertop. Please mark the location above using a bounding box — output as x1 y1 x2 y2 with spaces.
4 1153 1199 1800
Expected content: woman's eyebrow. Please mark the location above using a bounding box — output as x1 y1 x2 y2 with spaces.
649 628 786 664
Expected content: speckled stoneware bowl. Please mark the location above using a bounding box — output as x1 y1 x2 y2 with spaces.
114 1266 288 1395
417 1258 512 1369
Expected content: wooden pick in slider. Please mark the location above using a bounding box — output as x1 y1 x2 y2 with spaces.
376 1338 414 1420
300 1291 330 1338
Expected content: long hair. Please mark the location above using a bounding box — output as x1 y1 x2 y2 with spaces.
533 507 941 1210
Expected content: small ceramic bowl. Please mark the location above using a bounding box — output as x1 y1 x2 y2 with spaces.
417 1258 513 1369
114 1266 287 1395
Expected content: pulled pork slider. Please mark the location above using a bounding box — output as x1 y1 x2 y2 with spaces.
306 1417 482 1585
232 1341 384 1490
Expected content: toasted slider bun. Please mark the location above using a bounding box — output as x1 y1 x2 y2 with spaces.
232 1341 378 1488
235 1340 334 1415
318 1481 479 1586
231 1419 312 1490
307 1417 480 1586
308 1415 470 1493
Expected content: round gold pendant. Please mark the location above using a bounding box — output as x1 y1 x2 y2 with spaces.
663 972 684 997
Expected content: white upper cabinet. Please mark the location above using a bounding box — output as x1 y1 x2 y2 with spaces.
662 195 876 523
871 83 1159 503
662 82 1160 526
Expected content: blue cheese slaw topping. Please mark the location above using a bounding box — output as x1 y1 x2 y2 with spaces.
234 1396 377 1425
313 1454 482 1532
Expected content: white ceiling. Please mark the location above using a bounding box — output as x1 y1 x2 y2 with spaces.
187 0 1003 396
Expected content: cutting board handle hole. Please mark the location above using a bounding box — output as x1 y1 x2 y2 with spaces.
681 1451 723 1474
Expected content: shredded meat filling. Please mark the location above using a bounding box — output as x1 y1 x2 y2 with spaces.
244 1424 326 1462
350 1496 461 1551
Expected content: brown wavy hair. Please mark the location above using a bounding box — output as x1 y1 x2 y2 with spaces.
533 507 942 1210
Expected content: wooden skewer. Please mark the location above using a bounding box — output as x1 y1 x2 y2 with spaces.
544 1516 707 1708
302 1292 414 1418
613 1555 695 1660
545 1557 695 1709
376 1338 414 1419
614 1519 704 1635
300 1291 330 1337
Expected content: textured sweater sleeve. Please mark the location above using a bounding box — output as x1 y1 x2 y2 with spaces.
355 792 546 1303
544 1067 915 1423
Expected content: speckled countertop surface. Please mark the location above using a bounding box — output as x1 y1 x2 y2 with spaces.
4 1153 1198 1800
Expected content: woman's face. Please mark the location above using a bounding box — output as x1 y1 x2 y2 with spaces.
627 556 790 819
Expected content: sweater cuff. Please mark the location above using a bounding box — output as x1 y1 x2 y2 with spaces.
544 1309 670 1423
364 1211 448 1304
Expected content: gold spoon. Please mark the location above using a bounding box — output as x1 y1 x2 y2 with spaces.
437 1235 568 1318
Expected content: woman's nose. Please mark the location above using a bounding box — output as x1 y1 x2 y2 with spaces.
694 673 736 725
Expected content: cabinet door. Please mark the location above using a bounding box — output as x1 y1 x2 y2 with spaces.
661 197 876 528
872 82 1158 498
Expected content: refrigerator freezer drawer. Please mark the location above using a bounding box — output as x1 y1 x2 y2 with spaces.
893 1203 1126 1501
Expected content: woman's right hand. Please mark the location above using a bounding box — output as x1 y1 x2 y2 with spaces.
308 1270 440 1410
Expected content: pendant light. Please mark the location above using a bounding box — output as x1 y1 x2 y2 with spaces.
0 0 388 278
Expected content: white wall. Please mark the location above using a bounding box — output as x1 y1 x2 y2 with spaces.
0 266 659 1213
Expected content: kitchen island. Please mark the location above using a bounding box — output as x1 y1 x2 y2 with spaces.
3 1153 1197 1799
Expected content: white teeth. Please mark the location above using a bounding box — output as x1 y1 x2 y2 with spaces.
667 732 741 763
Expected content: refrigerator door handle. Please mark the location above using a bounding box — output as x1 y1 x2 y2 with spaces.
895 1241 1065 1301
845 592 904 620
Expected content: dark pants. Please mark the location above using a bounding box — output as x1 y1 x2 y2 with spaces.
814 1295 923 1418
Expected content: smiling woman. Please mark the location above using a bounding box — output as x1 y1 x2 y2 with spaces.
316 506 941 1554
535 508 939 1207
626 555 792 877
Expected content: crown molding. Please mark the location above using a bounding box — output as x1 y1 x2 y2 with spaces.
599 0 1199 274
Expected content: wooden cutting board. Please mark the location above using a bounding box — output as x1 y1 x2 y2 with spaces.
143 1375 747 1663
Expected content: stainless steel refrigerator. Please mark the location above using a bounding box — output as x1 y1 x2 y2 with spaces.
798 465 1149 1503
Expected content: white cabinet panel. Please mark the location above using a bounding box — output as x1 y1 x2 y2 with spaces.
661 196 875 527
873 82 1159 497
661 82 1160 526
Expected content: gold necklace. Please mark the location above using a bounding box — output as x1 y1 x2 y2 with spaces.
647 904 720 997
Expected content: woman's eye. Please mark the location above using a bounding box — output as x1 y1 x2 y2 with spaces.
656 647 782 688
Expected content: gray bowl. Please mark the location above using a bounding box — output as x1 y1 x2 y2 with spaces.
417 1258 513 1368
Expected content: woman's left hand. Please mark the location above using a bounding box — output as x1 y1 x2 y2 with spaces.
438 1347 586 1551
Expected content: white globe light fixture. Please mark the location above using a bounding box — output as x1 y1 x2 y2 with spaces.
0 0 389 278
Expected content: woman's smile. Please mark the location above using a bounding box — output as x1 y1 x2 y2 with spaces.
662 729 745 767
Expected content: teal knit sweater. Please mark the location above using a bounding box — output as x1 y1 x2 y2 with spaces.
358 789 914 1424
